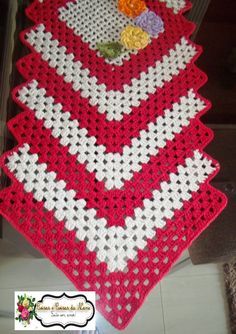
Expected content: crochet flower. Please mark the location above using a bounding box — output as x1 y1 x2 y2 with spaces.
118 0 147 18
135 10 164 37
120 25 150 50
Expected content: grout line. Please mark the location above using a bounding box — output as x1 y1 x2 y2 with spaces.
172 256 191 267
159 282 167 334
169 257 192 275
165 272 220 279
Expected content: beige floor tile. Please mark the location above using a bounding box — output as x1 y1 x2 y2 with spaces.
161 273 230 334
0 256 71 289
167 249 221 277
168 260 221 277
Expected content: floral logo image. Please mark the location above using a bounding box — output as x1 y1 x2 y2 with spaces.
15 294 36 327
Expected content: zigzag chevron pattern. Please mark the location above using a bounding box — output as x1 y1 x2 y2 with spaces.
0 0 227 330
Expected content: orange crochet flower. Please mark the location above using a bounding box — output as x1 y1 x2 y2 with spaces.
118 0 147 18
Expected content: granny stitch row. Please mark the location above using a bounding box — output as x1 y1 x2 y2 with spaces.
26 25 196 120
59 0 135 64
0 0 227 330
17 81 205 189
7 144 215 272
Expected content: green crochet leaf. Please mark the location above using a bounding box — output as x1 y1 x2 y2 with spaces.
97 42 123 59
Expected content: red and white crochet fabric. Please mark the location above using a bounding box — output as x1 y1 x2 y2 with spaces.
0 0 227 329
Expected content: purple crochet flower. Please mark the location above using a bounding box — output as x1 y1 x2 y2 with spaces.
135 10 164 38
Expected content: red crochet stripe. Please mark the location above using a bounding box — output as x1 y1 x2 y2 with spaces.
16 54 207 152
0 0 227 330
25 0 195 89
0 164 225 328
8 106 213 226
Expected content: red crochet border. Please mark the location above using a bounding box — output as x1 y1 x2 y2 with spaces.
0 0 228 330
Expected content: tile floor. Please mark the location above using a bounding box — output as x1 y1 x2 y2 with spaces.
0 243 230 334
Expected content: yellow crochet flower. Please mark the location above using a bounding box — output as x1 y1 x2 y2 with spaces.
120 25 150 50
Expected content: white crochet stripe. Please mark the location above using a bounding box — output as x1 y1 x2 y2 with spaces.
7 145 215 272
17 80 205 190
159 0 186 14
25 24 197 121
58 0 136 66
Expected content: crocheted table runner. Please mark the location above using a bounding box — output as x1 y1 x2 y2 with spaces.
0 0 227 329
